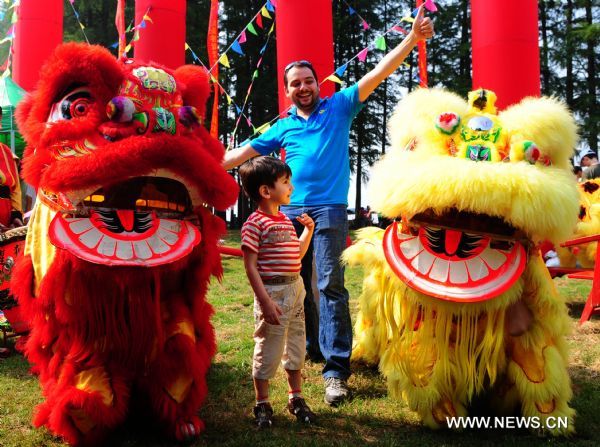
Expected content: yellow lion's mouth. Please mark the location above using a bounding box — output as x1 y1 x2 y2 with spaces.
409 209 528 248
383 209 529 302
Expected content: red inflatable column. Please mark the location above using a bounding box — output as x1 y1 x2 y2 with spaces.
12 0 63 91
471 0 540 110
134 0 186 69
275 0 335 114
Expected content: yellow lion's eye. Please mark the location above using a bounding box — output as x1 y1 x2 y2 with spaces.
514 140 552 166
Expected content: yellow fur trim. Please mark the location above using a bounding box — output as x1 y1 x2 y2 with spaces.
166 373 194 404
379 89 579 245
24 201 58 295
370 151 579 244
387 88 468 152
559 179 600 268
500 97 578 171
75 367 114 407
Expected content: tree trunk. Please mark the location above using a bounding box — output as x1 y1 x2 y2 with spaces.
351 10 362 214
459 0 471 91
539 0 551 93
355 143 362 215
381 0 388 155
565 0 574 108
584 0 598 152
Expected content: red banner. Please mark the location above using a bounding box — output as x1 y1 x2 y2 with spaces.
13 0 63 91
115 0 126 58
471 0 540 109
134 0 186 69
207 0 219 138
416 0 428 87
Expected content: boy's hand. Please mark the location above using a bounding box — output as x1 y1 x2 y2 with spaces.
296 213 314 232
261 299 283 325
411 5 434 41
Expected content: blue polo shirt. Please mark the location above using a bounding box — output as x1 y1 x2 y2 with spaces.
250 84 365 206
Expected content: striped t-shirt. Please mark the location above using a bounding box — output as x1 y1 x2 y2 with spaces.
241 210 301 278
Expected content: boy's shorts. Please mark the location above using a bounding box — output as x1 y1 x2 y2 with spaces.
252 277 306 380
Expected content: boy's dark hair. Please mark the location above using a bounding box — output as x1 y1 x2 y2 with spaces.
239 156 292 203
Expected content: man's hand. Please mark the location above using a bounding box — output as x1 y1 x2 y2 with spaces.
296 213 314 232
411 5 434 41
261 299 283 325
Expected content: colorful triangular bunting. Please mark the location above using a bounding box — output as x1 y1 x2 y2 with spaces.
357 48 368 62
335 63 348 77
326 74 343 85
231 40 244 55
247 23 258 36
219 53 230 68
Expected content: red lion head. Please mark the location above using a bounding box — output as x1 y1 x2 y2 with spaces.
17 43 237 265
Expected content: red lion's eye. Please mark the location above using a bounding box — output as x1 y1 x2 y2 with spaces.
70 98 91 118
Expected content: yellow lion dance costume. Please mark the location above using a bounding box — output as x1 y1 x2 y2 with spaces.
344 88 579 435
557 178 600 269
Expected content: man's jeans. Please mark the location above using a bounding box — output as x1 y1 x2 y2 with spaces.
281 204 352 380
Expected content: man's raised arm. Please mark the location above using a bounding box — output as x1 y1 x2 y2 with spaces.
357 5 434 103
222 143 260 170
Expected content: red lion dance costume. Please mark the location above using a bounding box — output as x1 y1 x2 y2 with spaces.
11 43 238 445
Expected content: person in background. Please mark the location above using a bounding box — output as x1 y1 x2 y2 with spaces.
573 165 583 182
581 150 600 180
224 6 434 406
0 106 23 230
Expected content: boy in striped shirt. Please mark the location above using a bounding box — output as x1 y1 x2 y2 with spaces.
239 156 315 428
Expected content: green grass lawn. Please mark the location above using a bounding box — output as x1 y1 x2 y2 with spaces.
1 230 599 446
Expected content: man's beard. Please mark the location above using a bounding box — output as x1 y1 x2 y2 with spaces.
293 92 318 112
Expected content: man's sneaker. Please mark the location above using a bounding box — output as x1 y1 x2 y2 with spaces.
287 397 316 424
253 402 273 429
324 377 349 406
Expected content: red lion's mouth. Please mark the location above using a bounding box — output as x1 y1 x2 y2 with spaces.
46 176 201 267
383 210 528 302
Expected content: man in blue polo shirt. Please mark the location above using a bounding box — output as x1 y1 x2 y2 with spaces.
224 6 434 406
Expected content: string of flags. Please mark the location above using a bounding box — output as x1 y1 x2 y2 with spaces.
211 0 276 73
239 1 438 143
226 26 275 150
318 17 412 87
185 42 258 138
183 0 278 149
340 0 370 31
185 17 276 149
67 0 90 44
110 7 153 57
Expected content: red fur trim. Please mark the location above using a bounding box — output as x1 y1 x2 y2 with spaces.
16 43 123 153
173 65 210 118
17 237 220 443
39 134 238 210
40 362 131 446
